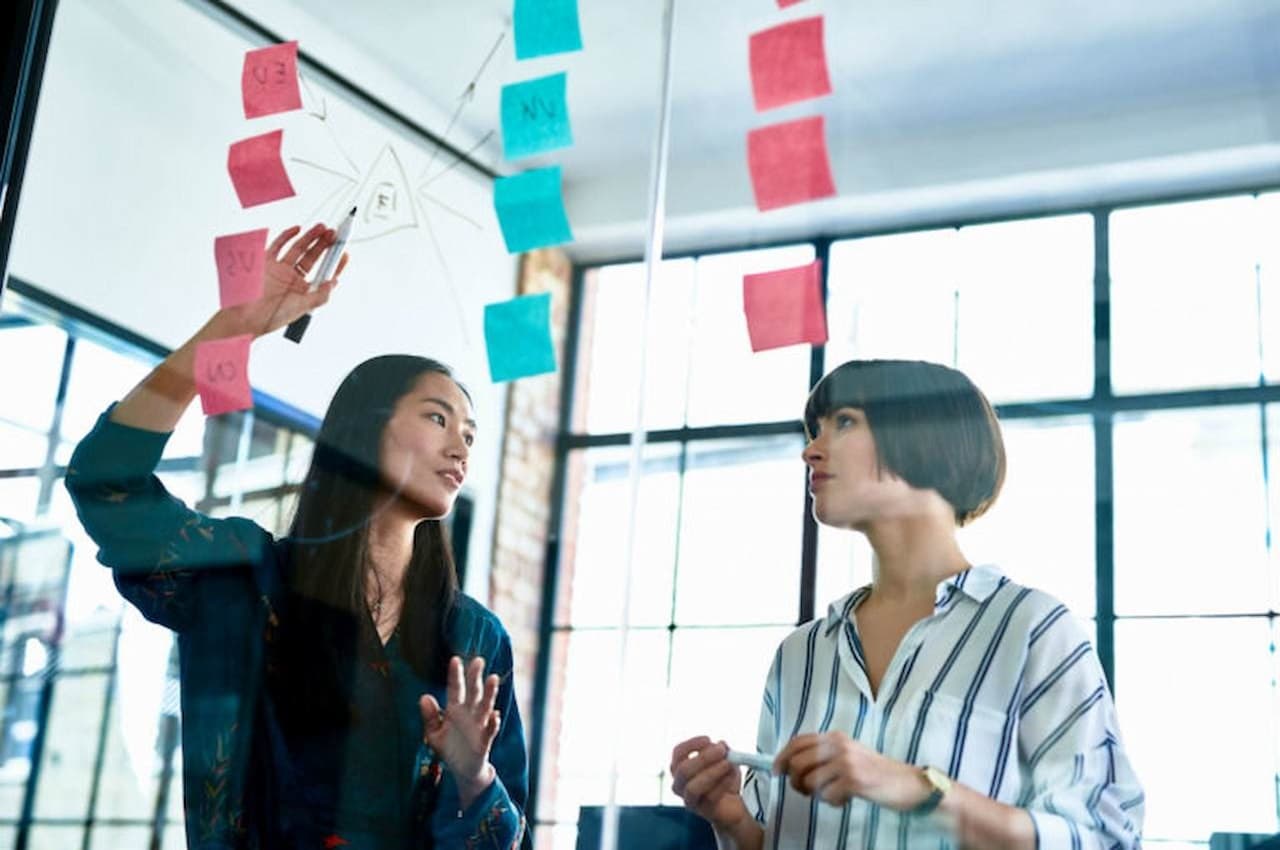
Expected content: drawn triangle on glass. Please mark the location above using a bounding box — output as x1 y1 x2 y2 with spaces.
346 144 419 242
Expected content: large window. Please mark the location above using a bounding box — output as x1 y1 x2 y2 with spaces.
0 289 316 850
537 193 1280 848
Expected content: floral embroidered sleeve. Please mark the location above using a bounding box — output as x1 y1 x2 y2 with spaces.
430 622 530 850
65 406 270 632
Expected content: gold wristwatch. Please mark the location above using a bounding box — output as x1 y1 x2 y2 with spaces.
910 765 952 816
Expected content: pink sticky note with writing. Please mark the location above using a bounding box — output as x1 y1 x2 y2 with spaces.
194 335 254 416
749 17 831 112
743 260 827 352
746 116 836 212
227 130 295 208
242 41 302 118
214 229 268 308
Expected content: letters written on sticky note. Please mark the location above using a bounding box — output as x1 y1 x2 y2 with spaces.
227 130 296 208
242 41 302 119
746 115 836 212
501 72 573 160
214 229 268 309
514 0 583 60
484 293 557 383
493 166 574 254
749 17 832 112
194 335 254 416
742 260 828 352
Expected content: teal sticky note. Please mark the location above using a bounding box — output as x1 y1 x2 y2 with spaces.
501 72 573 160
514 0 583 60
493 166 574 253
484 293 557 382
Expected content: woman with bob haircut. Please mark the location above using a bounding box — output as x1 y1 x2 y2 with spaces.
671 359 1143 849
66 224 529 849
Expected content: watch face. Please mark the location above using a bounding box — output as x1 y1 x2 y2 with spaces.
923 765 952 792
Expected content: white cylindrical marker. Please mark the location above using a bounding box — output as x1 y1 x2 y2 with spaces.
727 749 776 774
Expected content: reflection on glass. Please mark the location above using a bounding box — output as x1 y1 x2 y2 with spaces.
1111 195 1265 393
685 245 815 427
1115 618 1279 841
574 260 697 433
958 415 1096 617
828 215 1092 404
1114 406 1269 615
58 338 150 449
557 444 682 628
674 435 806 626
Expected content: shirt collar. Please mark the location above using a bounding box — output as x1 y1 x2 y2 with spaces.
822 563 1006 637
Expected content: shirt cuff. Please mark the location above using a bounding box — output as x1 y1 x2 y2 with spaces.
434 772 525 848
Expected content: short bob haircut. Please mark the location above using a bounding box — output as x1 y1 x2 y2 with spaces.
803 359 1006 525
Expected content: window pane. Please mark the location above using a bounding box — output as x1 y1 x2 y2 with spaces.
1111 196 1264 393
1259 193 1280 385
1115 618 1279 841
534 823 579 850
1113 406 1268 615
0 421 47 469
0 477 41 526
538 629 669 823
33 672 109 818
827 228 959 369
663 625 792 806
1270 403 1280 614
556 444 682 628
951 215 1093 403
574 260 696 433
814 522 874 616
828 215 1092 404
685 245 815 427
0 324 66 432
58 337 149 448
958 415 1095 618
90 827 153 849
25 826 83 849
673 435 806 626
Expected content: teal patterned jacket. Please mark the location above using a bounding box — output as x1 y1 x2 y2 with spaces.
66 408 529 849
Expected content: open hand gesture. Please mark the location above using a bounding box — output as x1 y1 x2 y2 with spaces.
216 223 348 338
419 656 501 806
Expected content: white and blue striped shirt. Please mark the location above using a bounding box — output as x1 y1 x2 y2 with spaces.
744 564 1144 849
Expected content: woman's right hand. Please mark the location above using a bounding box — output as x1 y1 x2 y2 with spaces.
670 736 752 833
213 223 347 339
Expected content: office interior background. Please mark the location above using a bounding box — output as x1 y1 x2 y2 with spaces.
2 0 1280 847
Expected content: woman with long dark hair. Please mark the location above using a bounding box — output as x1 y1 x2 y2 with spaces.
66 224 528 848
669 359 1142 849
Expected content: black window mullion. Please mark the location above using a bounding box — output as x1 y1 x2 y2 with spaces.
1093 209 1116 691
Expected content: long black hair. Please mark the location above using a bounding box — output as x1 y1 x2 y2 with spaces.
271 355 467 727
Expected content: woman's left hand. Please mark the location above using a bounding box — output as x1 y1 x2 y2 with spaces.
419 656 501 806
774 732 928 811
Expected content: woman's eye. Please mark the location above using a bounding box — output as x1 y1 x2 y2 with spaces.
425 412 445 426
464 434 475 447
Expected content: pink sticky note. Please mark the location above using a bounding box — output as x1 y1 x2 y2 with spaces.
227 130 296 208
749 17 832 112
242 41 302 119
778 0 806 6
746 115 836 212
743 260 827 352
214 229 268 309
194 335 254 416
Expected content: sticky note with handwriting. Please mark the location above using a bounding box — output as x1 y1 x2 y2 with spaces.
194 335 254 416
214 229 268 309
501 72 573 160
242 41 302 119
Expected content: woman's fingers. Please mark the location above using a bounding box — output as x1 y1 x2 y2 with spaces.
418 694 445 742
446 656 464 708
282 223 327 267
268 225 302 260
670 736 712 775
480 673 500 715
294 228 335 276
465 657 485 708
682 758 736 806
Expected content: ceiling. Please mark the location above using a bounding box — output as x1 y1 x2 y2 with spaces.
231 0 1280 259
